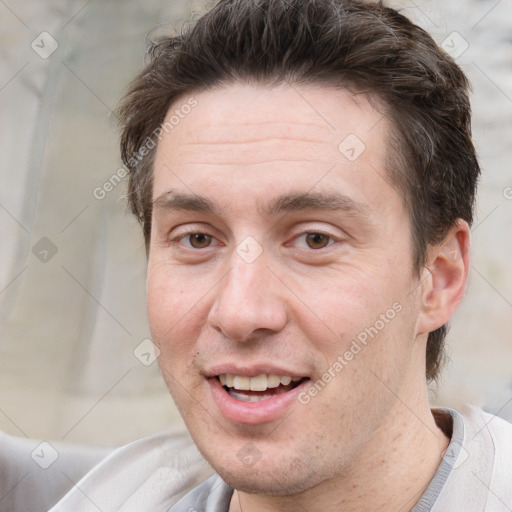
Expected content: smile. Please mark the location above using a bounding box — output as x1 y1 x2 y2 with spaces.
208 372 310 424
218 374 305 402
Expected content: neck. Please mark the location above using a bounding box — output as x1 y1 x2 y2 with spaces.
229 383 449 512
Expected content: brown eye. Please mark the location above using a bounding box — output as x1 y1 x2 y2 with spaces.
188 233 212 248
305 233 331 249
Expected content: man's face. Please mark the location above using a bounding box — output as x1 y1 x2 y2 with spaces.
147 84 426 494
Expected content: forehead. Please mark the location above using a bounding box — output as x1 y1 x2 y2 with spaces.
165 83 385 143
152 83 393 207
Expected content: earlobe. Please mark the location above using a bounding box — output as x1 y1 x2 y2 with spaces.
417 220 471 335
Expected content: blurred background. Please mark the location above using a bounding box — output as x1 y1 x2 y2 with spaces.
1 0 511 448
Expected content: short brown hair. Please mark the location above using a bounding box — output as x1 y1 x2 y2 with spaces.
116 0 480 381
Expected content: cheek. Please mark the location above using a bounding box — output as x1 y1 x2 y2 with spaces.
300 263 416 371
146 263 199 353
293 264 392 339
147 269 206 403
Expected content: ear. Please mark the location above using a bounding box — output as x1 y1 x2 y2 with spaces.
416 219 471 335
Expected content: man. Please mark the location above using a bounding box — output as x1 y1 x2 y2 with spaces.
51 0 512 510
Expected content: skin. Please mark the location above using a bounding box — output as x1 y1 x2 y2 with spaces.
147 83 470 512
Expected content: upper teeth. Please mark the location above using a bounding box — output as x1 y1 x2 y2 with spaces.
219 374 302 391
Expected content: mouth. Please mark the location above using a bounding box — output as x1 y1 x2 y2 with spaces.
206 366 311 424
217 373 307 402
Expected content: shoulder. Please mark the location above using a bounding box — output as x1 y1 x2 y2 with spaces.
462 404 512 445
0 430 108 512
50 429 214 512
464 405 512 502
460 404 512 475
433 405 512 512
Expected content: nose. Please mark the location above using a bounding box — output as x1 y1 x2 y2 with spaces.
207 250 288 342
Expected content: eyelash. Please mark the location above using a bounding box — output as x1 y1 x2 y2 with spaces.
172 230 339 250
292 231 337 250
174 231 222 249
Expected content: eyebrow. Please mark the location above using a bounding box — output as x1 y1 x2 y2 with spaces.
265 191 367 217
152 190 368 217
153 191 218 214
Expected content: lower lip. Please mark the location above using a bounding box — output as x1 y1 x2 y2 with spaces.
208 377 308 425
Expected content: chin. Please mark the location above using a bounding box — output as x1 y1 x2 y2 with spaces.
218 467 317 496
197 443 328 497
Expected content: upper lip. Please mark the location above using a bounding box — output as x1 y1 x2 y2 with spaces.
204 363 310 379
